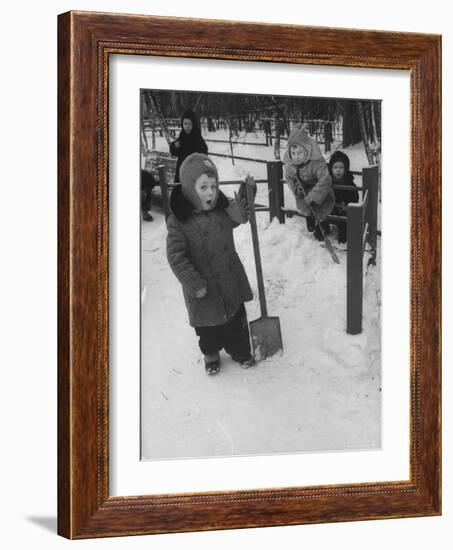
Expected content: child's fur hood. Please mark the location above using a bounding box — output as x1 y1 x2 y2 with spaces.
169 184 230 222
328 150 351 174
283 123 324 167
328 150 355 187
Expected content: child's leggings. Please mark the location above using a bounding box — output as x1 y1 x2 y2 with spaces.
194 304 251 359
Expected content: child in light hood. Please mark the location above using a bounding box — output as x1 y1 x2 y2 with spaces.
166 153 256 375
283 124 335 240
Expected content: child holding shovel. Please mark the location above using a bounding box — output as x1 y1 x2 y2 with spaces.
283 123 335 241
166 153 256 375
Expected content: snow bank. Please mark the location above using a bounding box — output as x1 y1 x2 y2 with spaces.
140 205 381 460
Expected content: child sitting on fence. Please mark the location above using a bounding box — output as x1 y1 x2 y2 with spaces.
169 110 208 183
166 153 256 375
283 124 335 241
328 150 360 244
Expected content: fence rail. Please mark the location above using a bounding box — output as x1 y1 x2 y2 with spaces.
153 158 379 335
208 152 269 164
204 138 269 147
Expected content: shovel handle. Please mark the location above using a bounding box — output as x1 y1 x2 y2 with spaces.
246 183 268 318
295 174 340 264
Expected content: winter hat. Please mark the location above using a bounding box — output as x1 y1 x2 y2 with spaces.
284 123 324 165
180 109 200 133
179 153 219 212
328 150 351 175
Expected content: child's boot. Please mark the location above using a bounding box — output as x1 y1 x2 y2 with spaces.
204 352 220 375
142 211 154 221
313 224 324 241
232 353 256 369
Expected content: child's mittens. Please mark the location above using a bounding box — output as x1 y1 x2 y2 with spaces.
233 192 250 223
237 176 257 202
295 182 305 197
241 197 251 215
295 190 313 216
195 286 207 298
226 177 257 225
302 196 312 208
244 175 256 189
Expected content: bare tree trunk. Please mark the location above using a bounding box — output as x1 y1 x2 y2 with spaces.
227 118 235 165
140 91 149 155
151 122 156 149
193 93 203 112
148 91 173 146
342 100 357 147
370 103 378 143
267 96 290 136
370 102 380 164
140 123 148 155
356 101 374 165
274 114 281 160
365 103 372 139
324 122 332 152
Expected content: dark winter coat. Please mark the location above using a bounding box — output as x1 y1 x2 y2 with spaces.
166 185 253 328
283 124 335 221
328 150 360 207
169 110 208 183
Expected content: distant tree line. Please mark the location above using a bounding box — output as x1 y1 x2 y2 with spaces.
141 90 381 164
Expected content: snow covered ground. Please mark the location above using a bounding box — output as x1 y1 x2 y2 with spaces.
141 131 381 460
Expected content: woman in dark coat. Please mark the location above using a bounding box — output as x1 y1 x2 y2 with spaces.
169 110 208 183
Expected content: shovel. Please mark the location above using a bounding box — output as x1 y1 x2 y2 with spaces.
295 174 340 264
246 182 283 360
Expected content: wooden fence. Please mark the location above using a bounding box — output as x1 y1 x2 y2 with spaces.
272 163 379 334
153 157 379 335
345 166 378 334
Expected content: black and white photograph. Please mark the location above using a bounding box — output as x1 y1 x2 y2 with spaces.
2 0 448 546
140 90 382 460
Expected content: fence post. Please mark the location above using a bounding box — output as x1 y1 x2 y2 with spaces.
267 161 285 223
157 165 171 220
362 165 379 264
347 203 364 334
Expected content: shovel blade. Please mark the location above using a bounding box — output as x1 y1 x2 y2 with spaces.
249 316 283 360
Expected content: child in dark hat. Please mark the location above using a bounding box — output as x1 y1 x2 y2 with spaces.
166 153 256 375
169 110 208 183
328 150 360 244
283 124 335 241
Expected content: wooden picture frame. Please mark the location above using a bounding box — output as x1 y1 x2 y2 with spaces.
58 10 441 539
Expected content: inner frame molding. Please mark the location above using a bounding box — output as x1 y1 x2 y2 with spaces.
58 10 441 539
